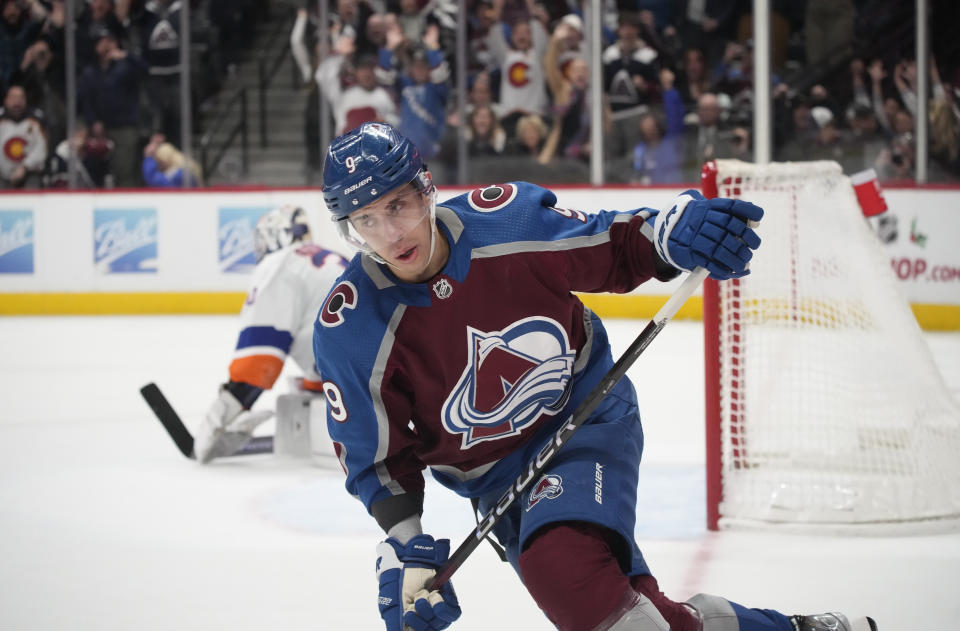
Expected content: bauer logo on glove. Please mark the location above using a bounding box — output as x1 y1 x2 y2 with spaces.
654 190 763 281
376 534 462 631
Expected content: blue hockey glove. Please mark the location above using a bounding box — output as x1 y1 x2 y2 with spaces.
654 190 763 280
376 534 462 631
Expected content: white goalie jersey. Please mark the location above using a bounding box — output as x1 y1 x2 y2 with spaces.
229 243 348 393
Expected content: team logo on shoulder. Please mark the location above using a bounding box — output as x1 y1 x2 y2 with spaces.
432 277 453 300
527 474 563 510
441 316 574 448
468 184 517 212
319 281 358 327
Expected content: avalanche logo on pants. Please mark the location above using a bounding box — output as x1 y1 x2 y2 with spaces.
442 317 574 448
527 474 563 510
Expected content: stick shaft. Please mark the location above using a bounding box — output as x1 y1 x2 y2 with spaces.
430 268 707 589
141 382 195 458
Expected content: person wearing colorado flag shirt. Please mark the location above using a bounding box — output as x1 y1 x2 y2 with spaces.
0 85 47 189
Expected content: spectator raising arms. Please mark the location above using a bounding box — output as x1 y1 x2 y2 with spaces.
379 22 450 160
315 29 398 135
13 38 65 147
133 0 186 141
1 0 45 96
540 19 592 163
485 0 549 132
928 57 960 175
73 0 127 72
77 29 146 188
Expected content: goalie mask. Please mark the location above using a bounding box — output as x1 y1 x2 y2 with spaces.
253 204 312 263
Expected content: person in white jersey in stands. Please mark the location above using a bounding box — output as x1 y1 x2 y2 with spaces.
484 0 549 134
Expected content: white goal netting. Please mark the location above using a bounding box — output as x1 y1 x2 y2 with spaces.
705 160 960 533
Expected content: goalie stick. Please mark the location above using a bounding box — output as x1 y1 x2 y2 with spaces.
429 267 709 590
140 382 274 459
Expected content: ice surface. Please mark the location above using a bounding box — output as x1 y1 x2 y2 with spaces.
1 315 958 629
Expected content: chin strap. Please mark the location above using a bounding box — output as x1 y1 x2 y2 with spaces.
423 216 438 271
414 186 439 278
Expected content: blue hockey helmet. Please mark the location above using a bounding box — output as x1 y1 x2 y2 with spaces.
321 122 429 219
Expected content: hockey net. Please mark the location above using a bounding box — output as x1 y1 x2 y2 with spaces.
702 160 960 533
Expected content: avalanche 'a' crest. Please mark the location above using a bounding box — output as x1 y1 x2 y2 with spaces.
442 317 574 448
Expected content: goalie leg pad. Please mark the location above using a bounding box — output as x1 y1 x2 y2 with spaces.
519 523 672 631
274 393 313 458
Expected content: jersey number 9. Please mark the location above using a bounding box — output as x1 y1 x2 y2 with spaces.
323 381 349 422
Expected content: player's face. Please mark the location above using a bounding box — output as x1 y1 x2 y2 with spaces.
346 185 441 282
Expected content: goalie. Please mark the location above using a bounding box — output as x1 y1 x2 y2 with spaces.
194 204 348 464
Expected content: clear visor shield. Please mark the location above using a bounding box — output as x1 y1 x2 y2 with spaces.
337 187 436 255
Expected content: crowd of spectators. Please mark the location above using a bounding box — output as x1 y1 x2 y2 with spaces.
2 0 959 189
294 0 960 185
1 0 265 189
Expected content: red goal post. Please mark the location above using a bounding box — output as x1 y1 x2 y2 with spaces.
701 159 960 533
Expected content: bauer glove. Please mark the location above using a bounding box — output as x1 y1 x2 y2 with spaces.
376 534 462 631
654 190 763 280
194 386 273 463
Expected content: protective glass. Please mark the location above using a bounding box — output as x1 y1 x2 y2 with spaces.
338 187 435 254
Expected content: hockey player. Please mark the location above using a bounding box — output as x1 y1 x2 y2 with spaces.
314 122 878 631
195 204 348 464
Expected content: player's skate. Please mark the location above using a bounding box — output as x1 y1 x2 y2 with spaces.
791 612 878 631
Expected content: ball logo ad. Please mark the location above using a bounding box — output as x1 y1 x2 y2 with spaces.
93 209 157 274
218 207 269 273
0 210 34 274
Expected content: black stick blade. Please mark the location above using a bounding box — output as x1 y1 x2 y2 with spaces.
140 382 196 459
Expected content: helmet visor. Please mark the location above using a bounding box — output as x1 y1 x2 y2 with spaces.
339 188 432 253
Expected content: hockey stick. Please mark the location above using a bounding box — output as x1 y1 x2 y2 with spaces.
429 267 709 590
139 382 274 459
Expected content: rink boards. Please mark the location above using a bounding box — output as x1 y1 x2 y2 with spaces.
0 185 957 329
